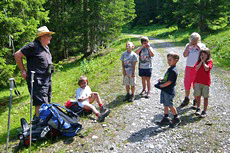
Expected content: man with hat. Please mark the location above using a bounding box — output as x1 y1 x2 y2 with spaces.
14 26 55 123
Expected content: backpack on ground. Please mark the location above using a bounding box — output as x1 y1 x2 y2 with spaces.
65 99 92 116
18 118 52 146
39 103 82 137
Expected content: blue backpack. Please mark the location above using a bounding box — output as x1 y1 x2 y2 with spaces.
39 103 82 137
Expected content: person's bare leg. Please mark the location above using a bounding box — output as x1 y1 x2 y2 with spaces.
146 77 151 96
126 85 130 94
131 86 135 95
141 76 146 93
83 104 99 115
204 98 208 111
169 106 177 115
185 89 190 97
164 106 169 115
35 106 41 116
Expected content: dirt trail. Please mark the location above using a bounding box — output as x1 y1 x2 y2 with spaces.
104 37 230 153
38 36 230 153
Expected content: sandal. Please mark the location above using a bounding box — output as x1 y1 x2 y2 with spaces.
139 90 146 95
145 92 150 98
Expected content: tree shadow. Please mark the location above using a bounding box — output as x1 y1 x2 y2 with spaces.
106 94 135 109
127 107 202 143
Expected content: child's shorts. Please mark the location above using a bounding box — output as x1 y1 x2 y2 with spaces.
194 83 209 98
184 66 196 90
138 68 152 77
123 74 136 86
78 101 90 108
160 90 175 107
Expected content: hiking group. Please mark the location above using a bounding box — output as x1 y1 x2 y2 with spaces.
120 33 212 128
14 26 212 128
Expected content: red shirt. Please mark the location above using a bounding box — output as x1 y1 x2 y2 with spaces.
194 60 213 86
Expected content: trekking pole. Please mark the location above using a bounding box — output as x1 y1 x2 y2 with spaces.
6 78 15 153
30 71 35 152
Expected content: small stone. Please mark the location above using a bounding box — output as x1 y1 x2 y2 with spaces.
92 135 98 139
110 147 114 150
69 150 74 153
102 124 107 127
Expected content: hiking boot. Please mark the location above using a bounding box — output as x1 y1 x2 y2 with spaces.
129 94 135 102
125 93 130 101
195 107 201 116
32 115 40 125
191 99 197 110
170 117 181 128
159 117 171 126
199 110 207 118
180 97 190 107
98 109 111 122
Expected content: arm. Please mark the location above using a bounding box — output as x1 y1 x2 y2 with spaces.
147 47 154 57
78 96 90 102
195 61 203 71
122 61 126 76
159 81 172 88
183 44 190 57
135 46 143 55
14 50 27 80
203 61 212 71
132 61 137 77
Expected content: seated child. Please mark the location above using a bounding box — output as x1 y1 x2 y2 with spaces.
155 52 181 128
76 75 110 122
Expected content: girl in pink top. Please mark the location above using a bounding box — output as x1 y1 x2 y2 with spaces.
180 32 206 108
194 49 212 118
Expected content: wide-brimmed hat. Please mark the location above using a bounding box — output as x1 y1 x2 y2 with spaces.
37 26 55 37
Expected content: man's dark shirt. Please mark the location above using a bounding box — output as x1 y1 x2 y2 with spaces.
20 40 52 76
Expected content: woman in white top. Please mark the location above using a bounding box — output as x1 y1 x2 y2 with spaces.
180 32 206 108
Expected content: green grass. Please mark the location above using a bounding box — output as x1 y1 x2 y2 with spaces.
0 34 142 152
1 24 230 152
124 24 230 69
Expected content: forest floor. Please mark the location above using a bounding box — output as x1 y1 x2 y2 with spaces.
11 35 230 153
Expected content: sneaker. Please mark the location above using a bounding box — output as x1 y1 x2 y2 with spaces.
180 97 190 107
170 117 181 128
98 109 111 122
125 93 130 101
199 110 206 118
129 94 135 102
195 108 201 116
191 99 197 110
159 117 172 126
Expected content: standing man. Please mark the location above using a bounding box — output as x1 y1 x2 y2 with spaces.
14 26 55 123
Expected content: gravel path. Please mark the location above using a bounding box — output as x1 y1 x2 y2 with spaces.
34 36 229 153
99 37 230 153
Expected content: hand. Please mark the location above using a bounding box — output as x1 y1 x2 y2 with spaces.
145 42 150 48
22 70 27 80
158 78 163 82
131 73 135 78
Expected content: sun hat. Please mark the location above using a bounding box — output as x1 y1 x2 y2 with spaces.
37 26 55 37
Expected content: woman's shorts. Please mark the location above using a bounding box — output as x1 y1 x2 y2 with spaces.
184 66 196 90
123 74 136 86
160 90 175 107
194 83 209 98
138 68 152 77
